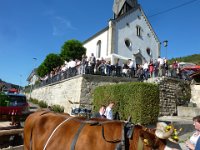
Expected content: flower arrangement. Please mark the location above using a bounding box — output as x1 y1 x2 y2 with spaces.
155 122 182 143
165 125 182 143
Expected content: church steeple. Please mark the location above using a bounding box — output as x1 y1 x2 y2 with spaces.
113 0 138 19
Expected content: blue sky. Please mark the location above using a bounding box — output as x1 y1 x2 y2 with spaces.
0 0 200 86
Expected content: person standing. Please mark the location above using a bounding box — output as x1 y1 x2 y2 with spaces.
143 61 149 80
149 59 154 78
89 53 96 75
104 102 115 120
185 115 200 150
128 59 135 78
81 54 87 74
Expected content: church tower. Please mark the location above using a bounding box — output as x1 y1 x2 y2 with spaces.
113 0 139 19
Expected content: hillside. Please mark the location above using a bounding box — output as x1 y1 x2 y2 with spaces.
168 54 200 65
0 79 19 91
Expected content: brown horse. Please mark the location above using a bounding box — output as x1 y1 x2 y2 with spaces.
23 110 173 150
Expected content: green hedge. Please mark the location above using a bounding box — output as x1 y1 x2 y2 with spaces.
93 82 159 125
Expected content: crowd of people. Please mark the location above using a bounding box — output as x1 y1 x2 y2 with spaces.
38 53 184 87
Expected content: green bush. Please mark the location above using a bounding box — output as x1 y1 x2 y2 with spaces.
38 100 48 108
51 105 64 113
28 98 64 113
29 98 39 104
93 82 159 125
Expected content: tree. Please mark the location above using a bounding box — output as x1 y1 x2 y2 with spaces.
44 53 64 72
37 63 48 77
60 39 86 61
37 53 63 77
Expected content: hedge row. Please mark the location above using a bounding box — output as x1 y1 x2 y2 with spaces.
93 82 159 125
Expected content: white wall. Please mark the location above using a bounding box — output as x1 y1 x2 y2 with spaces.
83 30 108 59
83 8 160 64
114 8 159 63
29 77 83 114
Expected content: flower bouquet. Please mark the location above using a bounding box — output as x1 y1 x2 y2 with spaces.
155 122 182 143
165 125 182 143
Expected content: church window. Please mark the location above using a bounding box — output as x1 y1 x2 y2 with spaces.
136 25 142 37
96 40 101 58
146 48 151 56
124 39 132 48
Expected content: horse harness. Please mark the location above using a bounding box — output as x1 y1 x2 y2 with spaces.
29 111 134 150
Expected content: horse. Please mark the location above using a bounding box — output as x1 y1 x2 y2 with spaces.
24 110 174 150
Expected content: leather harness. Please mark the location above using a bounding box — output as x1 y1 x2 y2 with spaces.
29 112 133 150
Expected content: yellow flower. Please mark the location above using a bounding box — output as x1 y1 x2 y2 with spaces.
165 125 182 143
143 139 149 146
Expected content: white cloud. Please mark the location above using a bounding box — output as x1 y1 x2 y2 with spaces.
52 16 77 36
43 10 77 36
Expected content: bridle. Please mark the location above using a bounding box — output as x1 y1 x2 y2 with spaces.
100 121 134 150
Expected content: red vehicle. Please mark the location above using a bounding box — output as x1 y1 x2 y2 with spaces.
0 92 30 120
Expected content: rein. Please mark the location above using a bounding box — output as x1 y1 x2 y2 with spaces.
70 122 86 150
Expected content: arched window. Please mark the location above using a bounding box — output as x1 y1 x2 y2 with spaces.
136 25 142 37
146 48 151 56
96 40 101 58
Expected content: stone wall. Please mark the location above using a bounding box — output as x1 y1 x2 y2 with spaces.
159 78 191 116
28 75 192 116
28 74 136 114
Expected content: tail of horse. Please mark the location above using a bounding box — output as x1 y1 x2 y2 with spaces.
23 110 51 150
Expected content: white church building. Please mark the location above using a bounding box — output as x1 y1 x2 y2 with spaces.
83 0 160 66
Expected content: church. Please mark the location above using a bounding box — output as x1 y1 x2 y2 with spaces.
83 0 160 66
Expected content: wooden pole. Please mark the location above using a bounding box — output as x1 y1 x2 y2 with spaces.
0 128 23 136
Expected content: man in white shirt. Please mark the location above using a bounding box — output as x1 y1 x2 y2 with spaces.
104 102 115 120
128 59 135 78
143 61 149 80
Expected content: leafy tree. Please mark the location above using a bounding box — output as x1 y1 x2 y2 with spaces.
44 53 64 72
37 63 48 77
37 53 63 77
60 39 86 61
